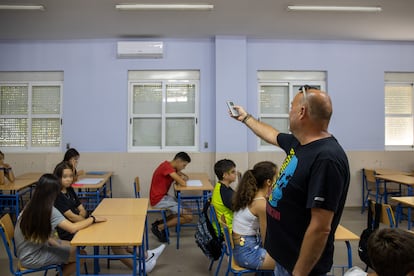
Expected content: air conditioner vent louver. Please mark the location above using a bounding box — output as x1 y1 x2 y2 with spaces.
117 41 163 58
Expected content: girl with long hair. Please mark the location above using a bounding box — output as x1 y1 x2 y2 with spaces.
232 161 277 270
14 173 106 276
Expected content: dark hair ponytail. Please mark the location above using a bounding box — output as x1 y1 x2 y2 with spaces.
232 161 277 211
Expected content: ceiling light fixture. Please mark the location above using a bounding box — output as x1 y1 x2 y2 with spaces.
287 5 382 12
115 4 214 11
0 4 45 11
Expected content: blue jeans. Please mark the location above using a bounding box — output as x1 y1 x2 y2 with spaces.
233 235 266 270
274 263 328 276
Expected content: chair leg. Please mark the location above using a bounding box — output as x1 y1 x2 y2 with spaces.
161 210 170 244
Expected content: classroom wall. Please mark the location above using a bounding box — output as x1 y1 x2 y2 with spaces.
2 37 414 207
4 151 414 207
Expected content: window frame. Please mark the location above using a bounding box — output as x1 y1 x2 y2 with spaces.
257 71 326 151
127 73 199 152
384 81 414 151
0 80 63 152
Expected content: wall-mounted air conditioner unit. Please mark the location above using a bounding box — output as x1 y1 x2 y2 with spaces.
117 41 164 58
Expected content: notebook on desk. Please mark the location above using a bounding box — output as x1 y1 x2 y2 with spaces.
186 180 202 187
73 178 104 186
86 171 108 175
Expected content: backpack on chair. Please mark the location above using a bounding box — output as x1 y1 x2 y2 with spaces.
194 199 223 260
358 200 381 269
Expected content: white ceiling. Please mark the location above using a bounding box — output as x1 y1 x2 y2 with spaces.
0 0 414 41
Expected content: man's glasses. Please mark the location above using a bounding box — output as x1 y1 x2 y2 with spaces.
299 85 318 102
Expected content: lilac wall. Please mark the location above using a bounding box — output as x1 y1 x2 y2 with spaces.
1 38 414 152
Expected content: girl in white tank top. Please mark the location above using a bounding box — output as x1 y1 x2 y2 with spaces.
231 161 278 270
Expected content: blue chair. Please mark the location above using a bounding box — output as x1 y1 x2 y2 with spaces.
361 169 402 213
219 215 275 276
208 204 228 276
133 176 170 247
0 213 63 276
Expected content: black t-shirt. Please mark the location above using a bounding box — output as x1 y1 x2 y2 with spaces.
54 187 83 241
265 133 350 275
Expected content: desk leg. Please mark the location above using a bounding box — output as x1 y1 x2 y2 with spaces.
15 192 19 221
76 247 81 276
93 246 100 274
362 170 366 213
176 191 181 250
375 179 380 203
345 241 352 268
383 181 388 203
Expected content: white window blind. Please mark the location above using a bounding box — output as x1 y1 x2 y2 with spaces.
384 73 414 149
0 72 63 151
128 71 199 152
257 71 326 150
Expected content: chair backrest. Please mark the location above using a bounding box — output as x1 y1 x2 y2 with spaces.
219 215 234 252
0 213 17 274
369 200 396 227
364 169 376 184
134 176 140 198
209 204 221 237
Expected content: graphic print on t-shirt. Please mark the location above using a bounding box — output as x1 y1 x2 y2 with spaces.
269 148 297 207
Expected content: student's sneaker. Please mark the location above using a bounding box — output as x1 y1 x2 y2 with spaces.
147 243 166 261
151 223 168 243
140 253 156 273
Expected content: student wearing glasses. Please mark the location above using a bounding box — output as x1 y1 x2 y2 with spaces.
0 150 15 185
231 86 350 276
211 159 237 235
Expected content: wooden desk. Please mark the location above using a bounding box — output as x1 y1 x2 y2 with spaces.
372 169 411 175
0 172 42 220
391 196 414 230
174 172 214 249
71 198 148 276
93 198 149 216
375 174 414 201
72 172 113 212
334 225 360 268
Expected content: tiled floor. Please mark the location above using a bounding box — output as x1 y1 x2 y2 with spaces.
0 207 384 275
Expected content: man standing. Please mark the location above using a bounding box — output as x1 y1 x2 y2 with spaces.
232 86 350 276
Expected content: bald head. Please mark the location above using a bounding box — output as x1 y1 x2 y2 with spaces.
303 89 332 123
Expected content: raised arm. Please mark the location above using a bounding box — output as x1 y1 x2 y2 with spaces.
233 106 280 147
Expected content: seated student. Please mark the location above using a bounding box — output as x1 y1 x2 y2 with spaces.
63 148 81 182
53 161 165 273
0 150 15 185
232 161 277 270
14 173 106 276
345 228 414 276
211 159 237 235
150 152 193 242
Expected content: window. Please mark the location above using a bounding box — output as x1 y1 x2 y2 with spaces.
0 72 63 151
128 71 199 152
257 71 326 150
385 72 414 150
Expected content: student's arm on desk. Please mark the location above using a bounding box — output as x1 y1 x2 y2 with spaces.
58 216 107 234
63 207 88 223
170 172 187 186
292 208 333 276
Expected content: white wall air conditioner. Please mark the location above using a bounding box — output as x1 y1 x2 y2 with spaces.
117 41 164 58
